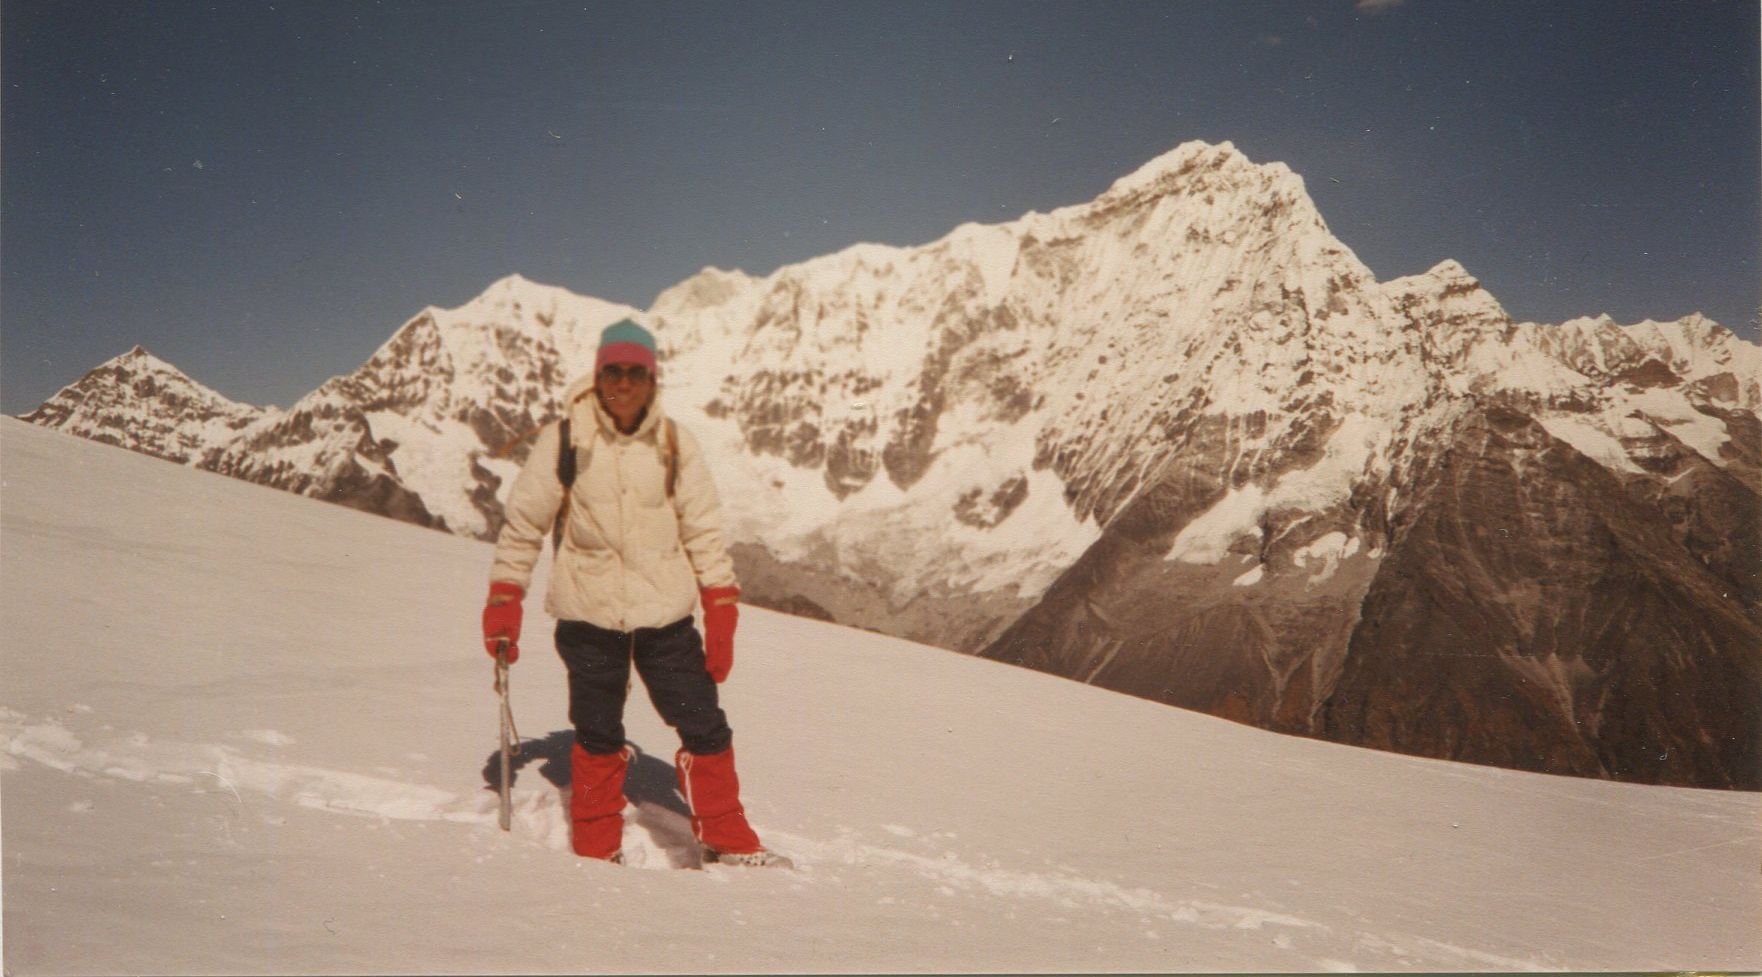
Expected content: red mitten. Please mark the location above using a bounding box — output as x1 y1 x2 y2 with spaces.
700 586 741 683
482 582 524 663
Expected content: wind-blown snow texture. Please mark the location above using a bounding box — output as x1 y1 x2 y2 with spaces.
20 140 1762 789
3 418 1757 974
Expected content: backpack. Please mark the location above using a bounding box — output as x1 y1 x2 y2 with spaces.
551 411 679 550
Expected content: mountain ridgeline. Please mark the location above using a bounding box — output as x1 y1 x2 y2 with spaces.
22 141 1760 789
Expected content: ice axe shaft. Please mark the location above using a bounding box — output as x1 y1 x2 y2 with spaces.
494 639 519 832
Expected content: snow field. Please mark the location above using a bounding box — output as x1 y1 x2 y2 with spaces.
3 417 1758 974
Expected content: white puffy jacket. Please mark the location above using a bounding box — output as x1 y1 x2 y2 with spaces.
488 376 739 630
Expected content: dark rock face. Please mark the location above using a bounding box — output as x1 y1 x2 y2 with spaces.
822 418 880 499
982 410 1376 735
1318 407 1761 788
1617 424 1761 610
322 451 445 529
1699 400 1762 488
954 475 1030 529
1614 358 1684 388
197 398 444 533
985 394 1762 790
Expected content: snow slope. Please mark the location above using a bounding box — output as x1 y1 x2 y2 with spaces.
2 417 1756 974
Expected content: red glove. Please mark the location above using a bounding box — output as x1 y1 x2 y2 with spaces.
482 582 524 663
700 586 740 683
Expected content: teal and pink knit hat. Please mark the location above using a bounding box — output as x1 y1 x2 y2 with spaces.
595 319 657 375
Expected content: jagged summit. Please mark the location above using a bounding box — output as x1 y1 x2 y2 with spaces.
1673 311 1722 331
1101 139 1242 197
100 344 185 375
472 272 596 311
1095 139 1309 212
19 343 265 464
651 265 759 314
1383 260 1497 319
1552 312 1731 354
53 344 242 408
487 271 534 290
1421 258 1477 282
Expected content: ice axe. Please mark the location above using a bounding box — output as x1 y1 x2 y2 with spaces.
493 639 521 831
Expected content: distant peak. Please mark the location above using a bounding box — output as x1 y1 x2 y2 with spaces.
1100 140 1241 198
482 272 589 300
691 265 753 281
462 273 583 313
673 266 759 291
78 345 233 398
1136 139 1241 177
1563 312 1730 335
1088 140 1320 230
106 345 177 372
650 265 760 312
489 272 536 291
1630 311 1743 344
1425 259 1476 281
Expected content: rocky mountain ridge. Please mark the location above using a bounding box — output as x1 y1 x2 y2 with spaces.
20 140 1759 787
20 346 270 464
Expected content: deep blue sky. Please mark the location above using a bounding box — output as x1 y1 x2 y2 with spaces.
3 0 1757 412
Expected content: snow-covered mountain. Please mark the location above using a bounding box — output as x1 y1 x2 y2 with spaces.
4 417 1756 974
196 276 641 535
20 140 1760 789
18 345 269 463
23 279 639 534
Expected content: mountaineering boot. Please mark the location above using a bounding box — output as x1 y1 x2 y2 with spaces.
700 846 794 869
570 743 630 861
676 745 788 867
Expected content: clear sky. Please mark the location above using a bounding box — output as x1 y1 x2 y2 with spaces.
3 0 1757 413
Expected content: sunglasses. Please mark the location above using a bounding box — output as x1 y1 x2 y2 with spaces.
598 364 652 384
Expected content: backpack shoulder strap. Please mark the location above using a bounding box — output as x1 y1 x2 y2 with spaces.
551 404 596 550
663 418 679 500
556 417 576 490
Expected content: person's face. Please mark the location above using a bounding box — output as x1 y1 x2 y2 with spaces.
596 362 653 429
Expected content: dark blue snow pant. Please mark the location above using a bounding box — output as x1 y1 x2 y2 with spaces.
554 616 733 757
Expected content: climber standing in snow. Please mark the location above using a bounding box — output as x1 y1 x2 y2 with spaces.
479 319 787 867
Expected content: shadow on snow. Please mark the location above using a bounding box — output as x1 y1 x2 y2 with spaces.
481 730 702 868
